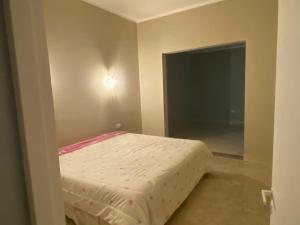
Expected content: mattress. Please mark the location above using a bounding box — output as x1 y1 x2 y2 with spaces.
59 132 211 225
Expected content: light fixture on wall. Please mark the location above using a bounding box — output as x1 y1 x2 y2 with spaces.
105 74 115 88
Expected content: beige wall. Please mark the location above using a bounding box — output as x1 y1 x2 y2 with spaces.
43 0 142 146
6 0 66 223
0 1 31 223
137 0 278 165
271 0 300 224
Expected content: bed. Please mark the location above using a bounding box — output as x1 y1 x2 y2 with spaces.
59 131 212 225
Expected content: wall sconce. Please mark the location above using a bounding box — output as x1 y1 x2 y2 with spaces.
105 74 115 88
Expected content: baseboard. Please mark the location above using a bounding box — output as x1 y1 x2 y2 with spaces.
213 152 244 160
229 121 244 126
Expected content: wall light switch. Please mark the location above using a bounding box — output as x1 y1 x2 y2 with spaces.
262 190 275 213
115 123 122 129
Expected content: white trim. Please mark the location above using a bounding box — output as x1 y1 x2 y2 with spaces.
137 0 224 23
81 0 224 23
5 0 66 225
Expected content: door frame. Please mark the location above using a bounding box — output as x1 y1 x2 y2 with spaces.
162 41 246 155
4 0 66 225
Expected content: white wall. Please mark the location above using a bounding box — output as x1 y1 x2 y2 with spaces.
271 1 300 225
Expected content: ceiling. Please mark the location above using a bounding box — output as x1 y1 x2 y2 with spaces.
82 0 224 23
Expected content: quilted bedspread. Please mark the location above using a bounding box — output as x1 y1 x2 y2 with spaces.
59 133 211 225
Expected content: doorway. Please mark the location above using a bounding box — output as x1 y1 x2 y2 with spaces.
163 43 246 157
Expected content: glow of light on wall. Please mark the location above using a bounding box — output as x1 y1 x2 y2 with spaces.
104 74 115 88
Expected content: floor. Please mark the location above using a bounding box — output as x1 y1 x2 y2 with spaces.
66 156 271 225
173 123 244 157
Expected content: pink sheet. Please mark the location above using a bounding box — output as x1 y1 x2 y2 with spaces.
58 131 126 156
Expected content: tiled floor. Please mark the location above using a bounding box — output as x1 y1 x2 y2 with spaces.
173 124 244 157
66 156 271 225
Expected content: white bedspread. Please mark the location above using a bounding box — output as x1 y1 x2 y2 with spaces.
59 133 211 225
